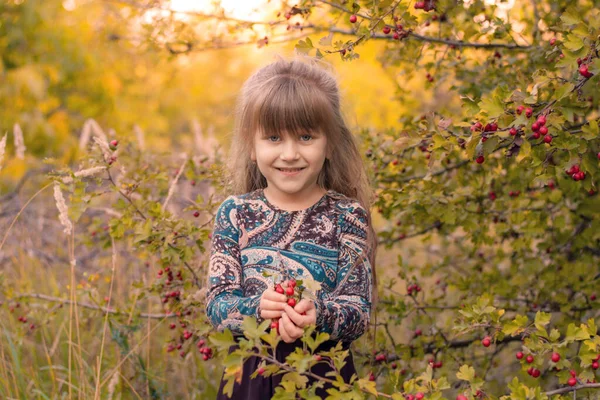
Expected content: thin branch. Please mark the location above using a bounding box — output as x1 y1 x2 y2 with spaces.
8 293 176 319
545 383 600 395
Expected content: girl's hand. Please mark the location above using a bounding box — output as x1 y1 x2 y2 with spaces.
258 284 288 320
278 299 317 343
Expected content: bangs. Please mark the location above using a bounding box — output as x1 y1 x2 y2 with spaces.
251 76 334 139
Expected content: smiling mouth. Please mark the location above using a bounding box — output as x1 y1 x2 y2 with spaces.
276 167 306 172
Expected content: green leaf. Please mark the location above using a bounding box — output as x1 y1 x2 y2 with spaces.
534 311 551 330
357 378 378 397
242 316 268 341
565 323 591 342
319 33 333 46
281 371 309 389
479 93 505 119
295 38 314 55
554 83 574 102
560 10 581 25
581 120 599 141
209 329 235 351
563 35 584 51
456 365 475 382
503 314 529 336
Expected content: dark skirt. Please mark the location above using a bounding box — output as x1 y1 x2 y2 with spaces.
215 335 357 400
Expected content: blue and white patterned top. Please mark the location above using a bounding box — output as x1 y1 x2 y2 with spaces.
205 187 372 343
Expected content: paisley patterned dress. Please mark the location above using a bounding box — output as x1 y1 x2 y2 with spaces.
205 187 373 399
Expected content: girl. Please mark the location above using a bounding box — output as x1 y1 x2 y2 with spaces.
205 55 378 399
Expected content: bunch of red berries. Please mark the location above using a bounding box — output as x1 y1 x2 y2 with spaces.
197 339 213 361
566 164 586 181
271 279 305 333
407 283 421 296
414 0 435 12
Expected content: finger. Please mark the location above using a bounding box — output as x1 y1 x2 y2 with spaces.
261 309 284 319
281 313 303 339
261 298 287 311
293 299 314 314
263 290 288 303
278 313 293 343
283 305 307 328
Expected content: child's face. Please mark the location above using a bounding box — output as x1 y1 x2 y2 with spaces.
251 128 328 200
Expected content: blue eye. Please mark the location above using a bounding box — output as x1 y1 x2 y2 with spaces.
300 134 313 141
267 136 280 142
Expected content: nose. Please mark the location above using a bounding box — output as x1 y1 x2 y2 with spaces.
280 139 300 161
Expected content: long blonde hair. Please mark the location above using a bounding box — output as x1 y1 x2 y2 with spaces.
222 55 378 312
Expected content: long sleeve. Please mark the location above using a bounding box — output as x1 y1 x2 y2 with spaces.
205 196 261 334
314 204 373 343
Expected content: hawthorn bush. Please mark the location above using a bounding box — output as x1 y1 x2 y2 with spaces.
1 0 599 399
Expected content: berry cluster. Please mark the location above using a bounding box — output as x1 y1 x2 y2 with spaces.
414 0 435 11
197 339 213 361
381 19 410 40
565 164 586 181
271 279 305 333
407 283 421 295
157 267 184 304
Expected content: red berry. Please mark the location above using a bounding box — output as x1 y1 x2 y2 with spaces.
516 351 524 360
457 396 468 400
275 284 284 294
532 368 541 378
516 105 524 115
570 369 577 377
543 135 552 144
591 294 597 301
258 367 265 375
415 329 422 336
390 362 397 369
550 38 556 46
287 298 296 307
525 107 533 118
532 132 541 139
539 126 548 135
270 320 279 330
568 377 577 386
592 361 599 370
285 287 294 296
349 14 357 23
383 26 391 34
393 32 400 40
526 355 534 363
476 155 485 164
368 372 376 381
193 211 200 217
482 337 491 347
579 65 589 77
537 115 546 126
510 128 518 136
597 152 600 160
531 122 540 132
551 352 560 363
415 393 424 400
288 279 296 288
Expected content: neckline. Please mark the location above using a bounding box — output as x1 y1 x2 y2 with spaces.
259 188 332 213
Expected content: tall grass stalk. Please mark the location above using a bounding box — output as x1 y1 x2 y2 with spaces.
0 182 52 252
93 236 119 400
